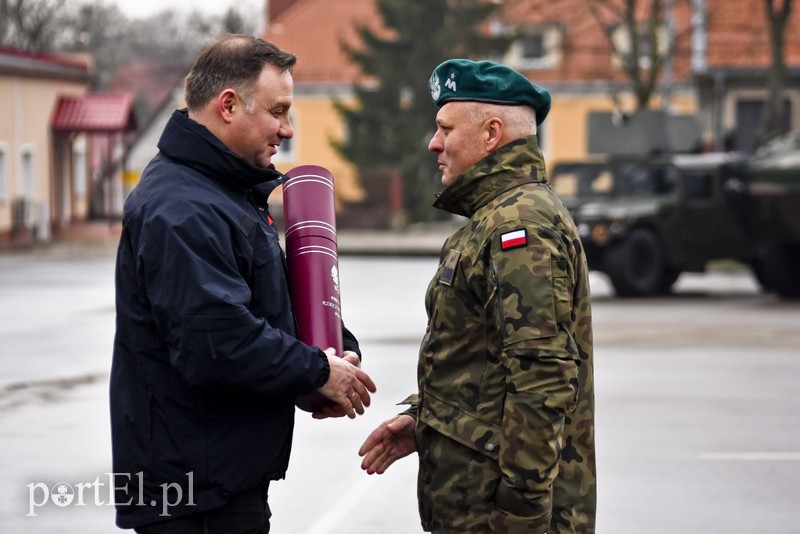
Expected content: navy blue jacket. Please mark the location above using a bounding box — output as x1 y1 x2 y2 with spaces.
110 109 359 528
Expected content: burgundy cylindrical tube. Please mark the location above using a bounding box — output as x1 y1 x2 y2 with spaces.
283 165 343 412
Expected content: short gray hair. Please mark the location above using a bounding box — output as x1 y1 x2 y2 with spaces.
466 102 537 137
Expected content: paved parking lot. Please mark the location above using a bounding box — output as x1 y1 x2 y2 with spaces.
1 247 799 533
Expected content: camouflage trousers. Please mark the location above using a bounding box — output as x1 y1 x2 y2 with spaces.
415 361 594 533
417 431 594 533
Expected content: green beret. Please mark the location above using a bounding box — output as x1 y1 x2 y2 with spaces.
429 59 551 125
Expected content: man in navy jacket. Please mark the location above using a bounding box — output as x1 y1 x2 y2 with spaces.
110 34 376 533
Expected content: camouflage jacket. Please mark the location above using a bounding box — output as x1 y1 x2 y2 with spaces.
406 135 596 533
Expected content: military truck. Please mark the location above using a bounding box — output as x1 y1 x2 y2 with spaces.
550 141 800 298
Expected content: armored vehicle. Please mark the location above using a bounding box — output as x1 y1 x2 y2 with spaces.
550 143 800 298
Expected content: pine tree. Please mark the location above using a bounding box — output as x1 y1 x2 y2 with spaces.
334 0 512 224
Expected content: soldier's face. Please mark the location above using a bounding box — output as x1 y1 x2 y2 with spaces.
428 103 489 187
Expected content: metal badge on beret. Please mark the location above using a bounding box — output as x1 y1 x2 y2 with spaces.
429 58 551 125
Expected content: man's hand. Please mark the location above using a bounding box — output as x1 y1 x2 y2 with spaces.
358 414 417 474
312 351 362 419
316 348 376 419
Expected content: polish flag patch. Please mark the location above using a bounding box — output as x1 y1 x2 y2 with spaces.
500 228 527 250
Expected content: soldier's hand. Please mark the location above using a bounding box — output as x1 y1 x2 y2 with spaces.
317 348 376 419
358 414 416 474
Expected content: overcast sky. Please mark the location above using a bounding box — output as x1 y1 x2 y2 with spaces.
108 0 262 19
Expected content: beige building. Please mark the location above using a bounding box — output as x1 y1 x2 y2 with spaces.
263 0 375 218
261 0 800 227
261 0 702 227
0 48 136 248
0 48 89 246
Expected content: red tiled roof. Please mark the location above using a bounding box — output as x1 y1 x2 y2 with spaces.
262 0 800 87
0 47 91 81
52 93 137 132
263 0 385 84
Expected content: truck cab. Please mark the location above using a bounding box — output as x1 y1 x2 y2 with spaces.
551 152 800 297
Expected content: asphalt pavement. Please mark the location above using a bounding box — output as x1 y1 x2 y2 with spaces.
2 231 799 533
2 220 456 259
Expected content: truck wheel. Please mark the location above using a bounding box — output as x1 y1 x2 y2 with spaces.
757 243 800 298
605 229 667 297
658 268 681 294
750 261 773 292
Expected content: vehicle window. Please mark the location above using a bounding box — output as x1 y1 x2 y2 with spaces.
553 162 683 199
612 163 676 198
591 171 613 195
614 164 650 196
657 167 679 196
684 172 714 199
552 172 578 197
552 164 610 198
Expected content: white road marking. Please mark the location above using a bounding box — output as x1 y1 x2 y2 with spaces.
699 452 800 461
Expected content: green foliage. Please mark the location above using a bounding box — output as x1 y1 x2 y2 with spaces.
334 0 512 223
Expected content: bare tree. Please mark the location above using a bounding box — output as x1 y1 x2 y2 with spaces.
220 5 261 35
759 0 794 145
500 0 694 114
0 0 69 51
582 0 682 110
2 1 259 88
55 2 133 89
0 0 11 44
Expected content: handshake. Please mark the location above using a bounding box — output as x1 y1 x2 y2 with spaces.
308 348 377 420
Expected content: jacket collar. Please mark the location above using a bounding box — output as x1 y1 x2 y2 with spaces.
157 108 286 195
433 135 547 218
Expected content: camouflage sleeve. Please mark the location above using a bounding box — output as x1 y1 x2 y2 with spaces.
487 222 580 532
397 393 419 420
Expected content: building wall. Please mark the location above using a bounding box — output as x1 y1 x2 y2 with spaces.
272 91 364 208
0 74 86 245
502 0 800 80
545 87 699 170
704 0 800 69
506 0 800 151
260 0 798 225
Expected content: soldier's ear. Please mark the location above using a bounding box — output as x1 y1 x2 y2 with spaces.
484 116 504 152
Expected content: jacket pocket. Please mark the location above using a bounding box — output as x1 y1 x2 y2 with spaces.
492 244 559 343
420 386 500 461
250 227 292 330
177 309 262 386
551 256 573 325
251 229 282 300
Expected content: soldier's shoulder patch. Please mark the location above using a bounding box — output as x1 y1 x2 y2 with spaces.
439 248 461 286
500 228 527 251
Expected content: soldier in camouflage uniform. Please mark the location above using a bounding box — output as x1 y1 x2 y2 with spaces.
359 59 595 533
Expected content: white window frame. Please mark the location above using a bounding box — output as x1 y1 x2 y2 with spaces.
73 137 88 196
19 144 36 200
611 23 668 70
501 24 563 71
490 21 564 70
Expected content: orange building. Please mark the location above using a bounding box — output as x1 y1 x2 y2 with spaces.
262 0 800 224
